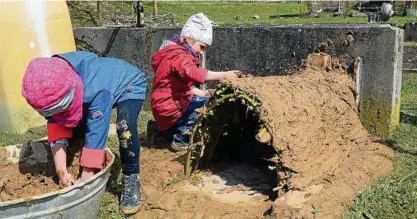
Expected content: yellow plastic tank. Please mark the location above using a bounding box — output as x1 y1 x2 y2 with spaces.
0 1 76 134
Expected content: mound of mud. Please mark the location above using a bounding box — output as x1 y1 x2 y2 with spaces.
186 53 393 218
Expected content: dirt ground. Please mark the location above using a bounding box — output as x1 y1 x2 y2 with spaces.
0 53 394 219
137 148 274 219
135 54 393 219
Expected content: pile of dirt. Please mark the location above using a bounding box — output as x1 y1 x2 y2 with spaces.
0 141 111 202
186 53 393 218
0 146 80 201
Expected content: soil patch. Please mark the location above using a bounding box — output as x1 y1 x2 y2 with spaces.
0 141 111 202
137 148 273 219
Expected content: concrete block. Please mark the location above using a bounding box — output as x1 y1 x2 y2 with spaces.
73 27 151 73
75 24 403 137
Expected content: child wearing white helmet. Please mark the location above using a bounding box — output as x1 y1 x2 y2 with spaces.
150 13 240 151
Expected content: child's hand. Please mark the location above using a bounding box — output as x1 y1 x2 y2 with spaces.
57 170 75 187
75 167 96 184
224 70 240 80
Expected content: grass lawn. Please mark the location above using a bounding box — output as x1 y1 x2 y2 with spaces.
143 2 417 26
69 2 417 27
402 73 417 113
0 126 46 147
404 41 417 47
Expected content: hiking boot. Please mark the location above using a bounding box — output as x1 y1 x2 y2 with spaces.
120 173 143 215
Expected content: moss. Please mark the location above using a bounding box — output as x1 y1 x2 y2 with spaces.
359 95 399 137
391 96 402 131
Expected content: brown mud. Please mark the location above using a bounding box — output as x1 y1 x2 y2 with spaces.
0 141 112 202
0 151 80 201
177 53 393 219
228 65 393 218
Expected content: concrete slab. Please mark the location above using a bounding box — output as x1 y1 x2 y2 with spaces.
73 24 404 137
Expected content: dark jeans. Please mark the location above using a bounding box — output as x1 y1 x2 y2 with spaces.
71 99 143 174
172 96 208 144
116 99 143 174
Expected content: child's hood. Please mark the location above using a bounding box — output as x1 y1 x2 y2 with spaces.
151 42 189 71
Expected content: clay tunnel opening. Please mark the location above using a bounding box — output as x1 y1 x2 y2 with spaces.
190 86 280 200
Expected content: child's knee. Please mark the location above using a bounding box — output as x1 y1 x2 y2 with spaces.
117 119 132 148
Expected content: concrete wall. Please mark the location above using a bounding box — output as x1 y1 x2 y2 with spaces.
74 24 403 137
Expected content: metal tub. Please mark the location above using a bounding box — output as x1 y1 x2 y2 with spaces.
0 141 115 219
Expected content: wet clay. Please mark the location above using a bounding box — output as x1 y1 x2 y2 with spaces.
0 149 80 202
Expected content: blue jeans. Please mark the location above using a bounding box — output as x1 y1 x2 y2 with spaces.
71 99 143 174
116 99 143 174
172 96 208 145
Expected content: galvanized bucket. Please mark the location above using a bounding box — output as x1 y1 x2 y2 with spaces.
0 141 115 219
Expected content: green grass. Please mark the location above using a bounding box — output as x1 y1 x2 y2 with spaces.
404 41 417 47
401 73 417 112
0 126 46 147
68 2 417 27
144 2 417 26
143 2 307 25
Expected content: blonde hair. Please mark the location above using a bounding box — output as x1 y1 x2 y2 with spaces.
180 36 196 45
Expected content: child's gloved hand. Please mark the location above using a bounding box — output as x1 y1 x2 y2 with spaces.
57 170 75 187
